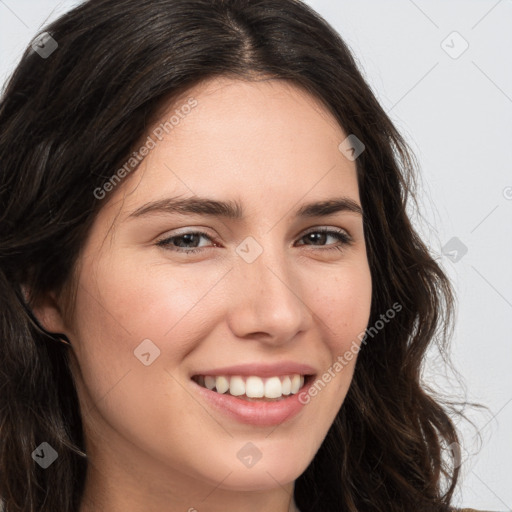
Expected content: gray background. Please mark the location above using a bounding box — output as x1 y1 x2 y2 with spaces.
0 0 510 510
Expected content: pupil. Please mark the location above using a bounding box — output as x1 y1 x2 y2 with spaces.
307 233 325 245
178 234 198 247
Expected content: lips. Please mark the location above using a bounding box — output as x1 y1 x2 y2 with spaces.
192 374 310 400
188 362 317 425
190 361 317 379
190 362 316 399
190 374 314 426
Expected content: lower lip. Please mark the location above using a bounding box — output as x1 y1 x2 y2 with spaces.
191 377 313 427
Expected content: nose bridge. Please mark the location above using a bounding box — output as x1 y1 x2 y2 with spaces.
227 234 311 340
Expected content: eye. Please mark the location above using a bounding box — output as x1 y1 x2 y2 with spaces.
295 227 352 252
156 231 214 254
155 227 353 255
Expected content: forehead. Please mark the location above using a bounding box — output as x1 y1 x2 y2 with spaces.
104 76 359 221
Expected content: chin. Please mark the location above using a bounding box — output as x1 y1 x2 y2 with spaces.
214 467 299 492
211 447 310 490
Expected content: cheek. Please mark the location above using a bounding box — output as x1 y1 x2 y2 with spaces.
293 260 371 416
305 260 372 349
68 261 231 473
74 255 225 352
68 257 234 423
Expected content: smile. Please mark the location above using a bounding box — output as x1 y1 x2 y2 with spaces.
192 374 309 401
190 372 315 426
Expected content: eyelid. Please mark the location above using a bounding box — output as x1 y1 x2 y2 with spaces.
155 226 353 254
300 226 350 238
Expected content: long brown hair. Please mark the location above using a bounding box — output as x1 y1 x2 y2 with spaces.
0 0 483 510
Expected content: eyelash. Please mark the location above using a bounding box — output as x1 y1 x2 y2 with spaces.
155 228 353 255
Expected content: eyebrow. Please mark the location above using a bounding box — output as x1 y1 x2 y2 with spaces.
127 196 363 220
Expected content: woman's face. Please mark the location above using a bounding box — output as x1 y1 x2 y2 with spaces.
52 77 372 509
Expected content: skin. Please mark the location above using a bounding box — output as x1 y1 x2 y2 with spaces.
36 76 372 512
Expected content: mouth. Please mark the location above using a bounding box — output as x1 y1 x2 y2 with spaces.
191 373 315 402
189 368 317 426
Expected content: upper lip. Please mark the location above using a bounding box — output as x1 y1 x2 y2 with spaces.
191 361 317 378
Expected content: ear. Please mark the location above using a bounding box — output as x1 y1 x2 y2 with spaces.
22 284 71 341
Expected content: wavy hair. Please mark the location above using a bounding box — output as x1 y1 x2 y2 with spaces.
0 0 482 510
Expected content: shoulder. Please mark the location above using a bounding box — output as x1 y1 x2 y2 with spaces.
456 508 496 512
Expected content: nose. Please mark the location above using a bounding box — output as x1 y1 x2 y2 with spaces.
226 241 313 345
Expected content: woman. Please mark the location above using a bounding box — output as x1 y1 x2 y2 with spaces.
0 0 489 511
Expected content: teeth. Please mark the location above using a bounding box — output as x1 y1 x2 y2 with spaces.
196 374 306 399
291 374 301 394
204 375 216 390
246 376 264 397
281 376 292 395
229 376 245 396
264 376 283 399
215 376 229 394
